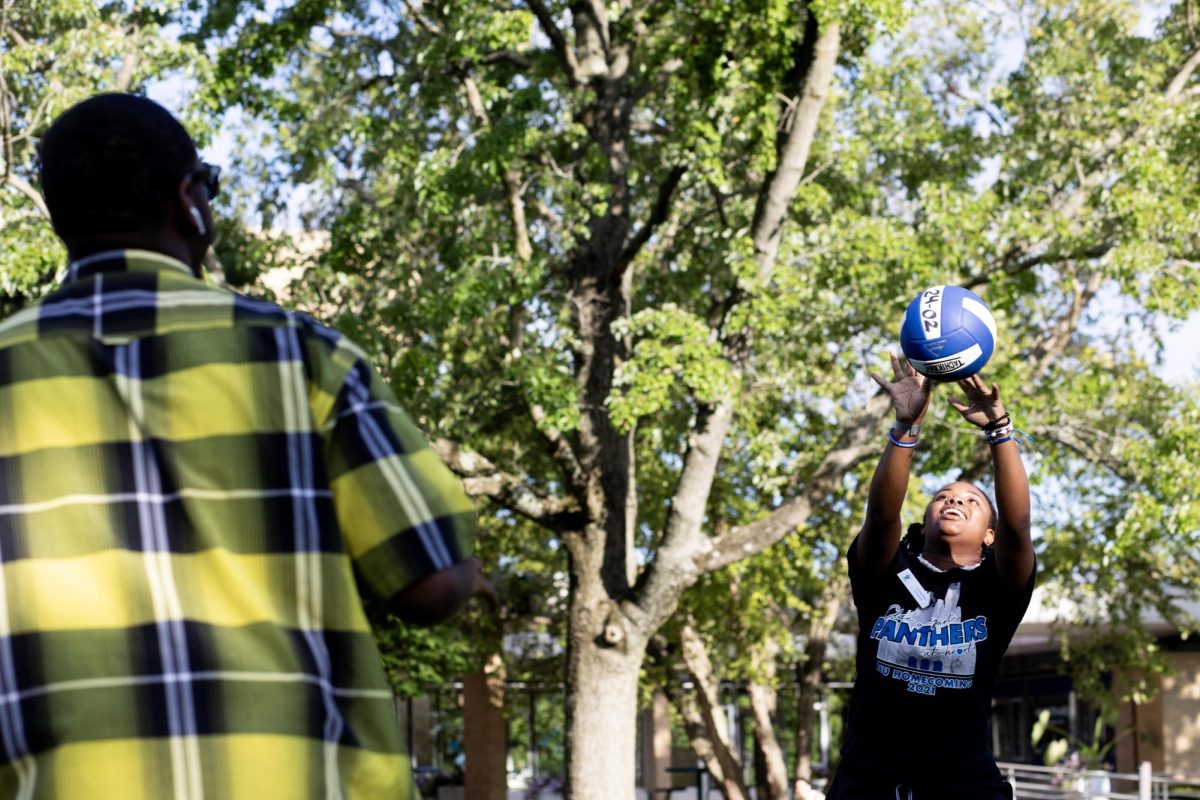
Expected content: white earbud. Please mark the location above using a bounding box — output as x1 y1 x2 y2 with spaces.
189 207 207 237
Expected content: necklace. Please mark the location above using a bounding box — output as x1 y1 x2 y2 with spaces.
917 553 982 572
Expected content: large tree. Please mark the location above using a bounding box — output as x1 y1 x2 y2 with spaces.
194 0 1198 796
197 1 900 795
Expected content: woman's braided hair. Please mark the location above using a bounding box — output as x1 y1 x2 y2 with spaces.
903 484 999 558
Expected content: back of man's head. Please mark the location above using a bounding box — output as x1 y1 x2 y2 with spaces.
40 93 198 241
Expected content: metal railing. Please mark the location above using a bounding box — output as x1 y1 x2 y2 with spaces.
997 762 1200 800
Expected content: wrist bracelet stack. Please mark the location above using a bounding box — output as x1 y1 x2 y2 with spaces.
983 413 1013 446
888 421 921 449
886 413 1028 449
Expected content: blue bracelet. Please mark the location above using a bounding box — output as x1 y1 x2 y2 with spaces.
888 428 918 449
988 435 1013 446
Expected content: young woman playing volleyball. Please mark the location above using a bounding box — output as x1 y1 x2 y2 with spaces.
825 354 1035 800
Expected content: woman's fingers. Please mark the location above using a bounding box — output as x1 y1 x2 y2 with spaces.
957 374 983 394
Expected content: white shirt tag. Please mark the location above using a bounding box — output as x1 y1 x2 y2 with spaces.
897 568 933 608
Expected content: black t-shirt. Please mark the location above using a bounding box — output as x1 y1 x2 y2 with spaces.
836 540 1036 787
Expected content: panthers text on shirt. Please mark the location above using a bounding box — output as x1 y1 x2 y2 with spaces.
868 581 989 696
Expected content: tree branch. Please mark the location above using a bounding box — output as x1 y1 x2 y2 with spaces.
1166 46 1200 102
0 0 26 53
401 0 443 36
504 167 534 262
479 49 535 70
633 400 734 622
456 68 490 125
528 402 590 501
449 63 536 340
0 74 12 182
429 437 584 529
696 392 891 573
1028 269 1105 382
963 242 1113 291
749 14 840 281
630 12 844 627
964 43 1200 292
617 164 685 271
957 266 1104 483
792 574 845 796
533 197 565 234
1024 423 1135 482
3 173 50 219
0 1 15 181
113 15 140 92
525 0 585 84
570 0 611 79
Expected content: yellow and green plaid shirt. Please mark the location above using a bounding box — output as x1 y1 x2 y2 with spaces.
0 250 476 799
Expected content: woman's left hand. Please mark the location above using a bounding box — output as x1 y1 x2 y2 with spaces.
947 374 1007 428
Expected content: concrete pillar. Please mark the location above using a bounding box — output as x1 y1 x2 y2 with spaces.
1159 651 1200 774
1115 670 1165 773
639 689 672 792
464 652 508 800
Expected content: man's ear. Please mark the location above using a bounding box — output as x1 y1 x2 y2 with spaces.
188 206 207 236
175 171 212 278
176 172 207 236
983 528 996 548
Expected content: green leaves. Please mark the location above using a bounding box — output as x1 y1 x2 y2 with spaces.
609 305 738 433
0 0 209 310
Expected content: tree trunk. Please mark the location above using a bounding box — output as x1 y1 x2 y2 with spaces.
564 630 645 800
793 579 844 800
464 651 508 800
527 6 845 799
739 635 789 800
747 681 789 800
672 687 741 800
679 624 750 800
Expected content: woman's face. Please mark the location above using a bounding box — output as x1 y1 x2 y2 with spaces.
924 481 995 551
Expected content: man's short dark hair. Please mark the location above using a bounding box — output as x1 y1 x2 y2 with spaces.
40 94 198 239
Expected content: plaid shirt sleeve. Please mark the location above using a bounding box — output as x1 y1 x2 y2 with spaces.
306 325 477 601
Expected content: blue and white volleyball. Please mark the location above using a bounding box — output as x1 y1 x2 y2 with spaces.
899 285 997 381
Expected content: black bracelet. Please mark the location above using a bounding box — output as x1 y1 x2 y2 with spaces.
982 413 1011 432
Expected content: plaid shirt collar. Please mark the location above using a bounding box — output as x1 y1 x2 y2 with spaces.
65 248 195 283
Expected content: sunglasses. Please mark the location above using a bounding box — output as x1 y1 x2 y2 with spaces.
190 162 222 200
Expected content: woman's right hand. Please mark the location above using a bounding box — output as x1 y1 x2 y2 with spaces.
870 351 932 424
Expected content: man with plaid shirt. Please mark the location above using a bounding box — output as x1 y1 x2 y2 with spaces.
0 93 482 798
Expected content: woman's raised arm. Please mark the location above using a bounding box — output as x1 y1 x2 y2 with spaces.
857 353 933 576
